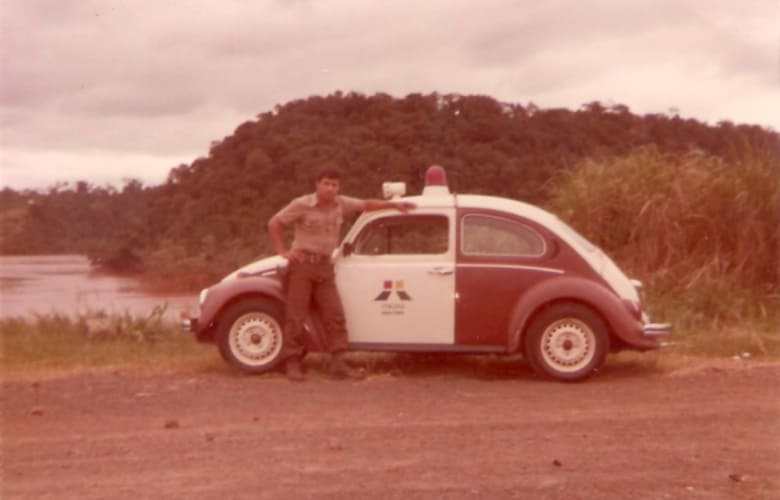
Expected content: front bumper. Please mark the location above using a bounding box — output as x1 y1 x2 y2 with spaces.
180 317 197 333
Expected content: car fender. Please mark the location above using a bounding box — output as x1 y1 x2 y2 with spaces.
196 276 328 350
196 276 286 338
506 275 650 352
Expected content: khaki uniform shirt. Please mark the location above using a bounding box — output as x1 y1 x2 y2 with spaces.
274 193 364 255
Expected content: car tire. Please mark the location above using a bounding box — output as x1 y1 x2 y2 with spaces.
524 302 609 382
216 298 286 374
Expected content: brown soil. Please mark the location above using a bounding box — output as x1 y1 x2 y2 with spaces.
2 357 779 499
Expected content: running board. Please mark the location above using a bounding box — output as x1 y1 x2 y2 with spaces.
348 342 506 354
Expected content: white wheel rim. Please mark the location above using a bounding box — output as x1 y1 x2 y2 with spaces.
540 318 596 373
229 312 283 367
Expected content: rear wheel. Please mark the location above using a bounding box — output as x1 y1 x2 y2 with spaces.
216 298 285 373
524 302 609 382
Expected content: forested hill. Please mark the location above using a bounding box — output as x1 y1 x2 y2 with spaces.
2 92 778 290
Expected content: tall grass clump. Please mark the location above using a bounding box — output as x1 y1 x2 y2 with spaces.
547 145 779 356
1 306 214 378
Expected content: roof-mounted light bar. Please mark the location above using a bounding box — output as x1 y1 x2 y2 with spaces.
422 165 450 195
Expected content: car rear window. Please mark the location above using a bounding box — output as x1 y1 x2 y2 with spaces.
461 214 545 257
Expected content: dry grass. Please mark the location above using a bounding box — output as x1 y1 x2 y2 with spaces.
546 145 779 349
548 146 779 292
0 309 217 381
3 311 776 382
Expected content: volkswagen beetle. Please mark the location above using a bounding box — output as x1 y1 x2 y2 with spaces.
184 166 670 381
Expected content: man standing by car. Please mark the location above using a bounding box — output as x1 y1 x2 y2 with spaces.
268 165 415 381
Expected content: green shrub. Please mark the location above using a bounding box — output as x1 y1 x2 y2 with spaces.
140 238 260 292
548 146 779 290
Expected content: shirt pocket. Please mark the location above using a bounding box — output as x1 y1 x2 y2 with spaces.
326 210 344 234
301 213 322 230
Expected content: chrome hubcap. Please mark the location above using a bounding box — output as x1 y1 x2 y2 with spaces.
540 318 595 373
230 313 282 366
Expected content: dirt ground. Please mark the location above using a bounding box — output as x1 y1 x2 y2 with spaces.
2 356 779 500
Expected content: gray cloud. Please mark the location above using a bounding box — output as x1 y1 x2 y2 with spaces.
1 0 778 190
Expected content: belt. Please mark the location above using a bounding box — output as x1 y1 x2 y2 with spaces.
298 251 331 264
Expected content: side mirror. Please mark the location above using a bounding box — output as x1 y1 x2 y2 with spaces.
342 241 354 257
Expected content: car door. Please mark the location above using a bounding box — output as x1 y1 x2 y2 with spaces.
335 209 455 346
455 210 561 347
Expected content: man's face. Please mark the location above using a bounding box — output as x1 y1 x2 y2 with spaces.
315 176 340 203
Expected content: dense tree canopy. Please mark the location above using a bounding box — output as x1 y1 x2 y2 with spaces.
2 92 778 290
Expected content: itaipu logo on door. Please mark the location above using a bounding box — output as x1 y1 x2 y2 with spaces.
374 280 412 301
375 280 411 316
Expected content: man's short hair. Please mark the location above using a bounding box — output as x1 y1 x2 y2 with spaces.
316 164 343 182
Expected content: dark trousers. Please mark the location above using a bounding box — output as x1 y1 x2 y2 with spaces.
281 260 348 359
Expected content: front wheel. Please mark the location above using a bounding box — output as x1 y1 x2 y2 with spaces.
524 302 609 382
216 298 285 373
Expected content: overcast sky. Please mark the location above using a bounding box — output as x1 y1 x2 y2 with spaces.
1 0 778 190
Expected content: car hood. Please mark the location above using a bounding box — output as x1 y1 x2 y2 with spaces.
222 255 287 282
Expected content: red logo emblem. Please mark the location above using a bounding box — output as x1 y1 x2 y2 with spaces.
374 280 412 301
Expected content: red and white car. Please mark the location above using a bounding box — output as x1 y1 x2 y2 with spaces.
185 166 670 381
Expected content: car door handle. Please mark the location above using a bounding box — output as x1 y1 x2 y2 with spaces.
428 266 454 275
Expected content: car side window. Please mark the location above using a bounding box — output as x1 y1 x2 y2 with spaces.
462 214 545 257
353 215 449 255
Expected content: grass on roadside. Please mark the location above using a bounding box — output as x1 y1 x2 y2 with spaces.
643 284 780 360
2 306 777 381
0 307 218 380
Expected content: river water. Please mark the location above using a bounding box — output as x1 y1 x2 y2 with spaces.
0 255 199 320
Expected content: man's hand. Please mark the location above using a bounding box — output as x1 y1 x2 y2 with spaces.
363 199 417 212
268 216 300 262
394 201 416 212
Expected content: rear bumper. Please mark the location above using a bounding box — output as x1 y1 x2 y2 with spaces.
642 322 673 348
643 322 672 337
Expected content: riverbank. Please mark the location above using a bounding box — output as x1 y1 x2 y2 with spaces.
0 255 197 319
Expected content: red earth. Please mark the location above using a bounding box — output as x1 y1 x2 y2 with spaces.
2 356 779 499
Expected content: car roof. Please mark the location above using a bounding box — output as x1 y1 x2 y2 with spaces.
400 192 561 228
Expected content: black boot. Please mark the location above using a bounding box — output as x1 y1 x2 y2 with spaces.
328 353 364 380
284 357 306 382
